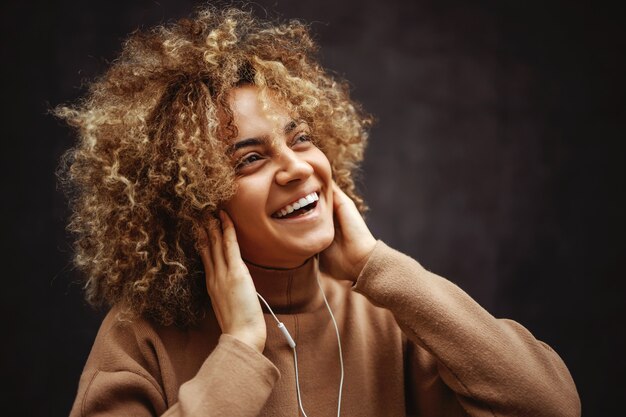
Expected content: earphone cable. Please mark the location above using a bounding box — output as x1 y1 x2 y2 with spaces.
256 274 344 417
316 274 344 417
293 348 309 417
256 292 280 324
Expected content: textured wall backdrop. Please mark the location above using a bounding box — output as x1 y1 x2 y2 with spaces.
1 1 624 416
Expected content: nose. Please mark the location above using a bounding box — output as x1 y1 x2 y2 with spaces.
274 146 314 186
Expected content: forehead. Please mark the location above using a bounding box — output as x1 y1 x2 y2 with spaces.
227 86 292 140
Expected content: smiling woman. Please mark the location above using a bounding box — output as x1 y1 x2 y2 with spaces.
57 5 580 417
56 6 370 328
224 86 336 268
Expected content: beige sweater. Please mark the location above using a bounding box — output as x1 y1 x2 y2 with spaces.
70 241 580 416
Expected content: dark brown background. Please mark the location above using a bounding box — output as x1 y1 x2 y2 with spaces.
1 0 624 415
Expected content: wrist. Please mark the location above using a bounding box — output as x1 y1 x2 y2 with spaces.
229 330 266 353
350 238 377 281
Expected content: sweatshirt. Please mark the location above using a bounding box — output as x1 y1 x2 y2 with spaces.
69 241 581 416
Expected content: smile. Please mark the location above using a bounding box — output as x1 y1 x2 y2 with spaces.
272 192 319 219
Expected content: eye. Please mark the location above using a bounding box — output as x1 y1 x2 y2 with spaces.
292 133 313 147
235 152 264 171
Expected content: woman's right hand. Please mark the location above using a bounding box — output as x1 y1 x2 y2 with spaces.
198 210 266 353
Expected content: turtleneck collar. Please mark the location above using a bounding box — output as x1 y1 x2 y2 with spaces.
245 256 324 314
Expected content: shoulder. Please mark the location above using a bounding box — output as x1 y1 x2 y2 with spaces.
85 305 219 378
70 307 170 416
75 305 222 411
85 306 167 376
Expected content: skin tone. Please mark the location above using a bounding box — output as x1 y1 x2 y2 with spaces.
198 86 377 352
222 85 336 269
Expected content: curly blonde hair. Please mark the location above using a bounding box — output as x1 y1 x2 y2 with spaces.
56 6 372 327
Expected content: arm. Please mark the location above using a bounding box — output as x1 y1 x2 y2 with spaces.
72 212 276 416
164 334 278 417
321 182 580 417
71 334 279 417
354 241 580 417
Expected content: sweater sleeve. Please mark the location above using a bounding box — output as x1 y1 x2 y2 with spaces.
353 241 581 417
71 333 280 417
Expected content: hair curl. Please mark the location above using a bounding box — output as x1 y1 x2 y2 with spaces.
56 6 372 327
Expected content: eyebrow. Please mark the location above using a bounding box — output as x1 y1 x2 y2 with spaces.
228 120 300 154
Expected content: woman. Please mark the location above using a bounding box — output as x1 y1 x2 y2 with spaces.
58 6 580 417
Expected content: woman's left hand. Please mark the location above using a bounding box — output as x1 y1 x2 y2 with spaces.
320 181 377 282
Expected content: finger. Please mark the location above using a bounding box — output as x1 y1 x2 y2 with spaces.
331 182 354 225
219 210 244 268
208 217 226 278
331 182 371 240
197 225 214 277
331 181 355 210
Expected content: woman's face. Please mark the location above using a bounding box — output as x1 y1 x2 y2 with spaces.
223 86 335 268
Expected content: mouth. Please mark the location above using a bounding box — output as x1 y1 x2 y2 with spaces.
272 192 319 219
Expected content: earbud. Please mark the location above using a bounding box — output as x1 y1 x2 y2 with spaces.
256 292 296 348
277 322 296 348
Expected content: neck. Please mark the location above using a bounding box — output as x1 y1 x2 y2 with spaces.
245 256 323 314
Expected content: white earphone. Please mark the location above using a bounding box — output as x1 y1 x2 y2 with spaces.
257 273 344 417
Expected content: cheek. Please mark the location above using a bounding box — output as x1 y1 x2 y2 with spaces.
225 179 265 215
313 150 333 180
227 175 267 205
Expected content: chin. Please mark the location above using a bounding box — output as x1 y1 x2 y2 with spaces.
297 231 334 256
275 227 335 267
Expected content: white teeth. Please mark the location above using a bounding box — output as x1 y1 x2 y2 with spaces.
274 192 319 218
